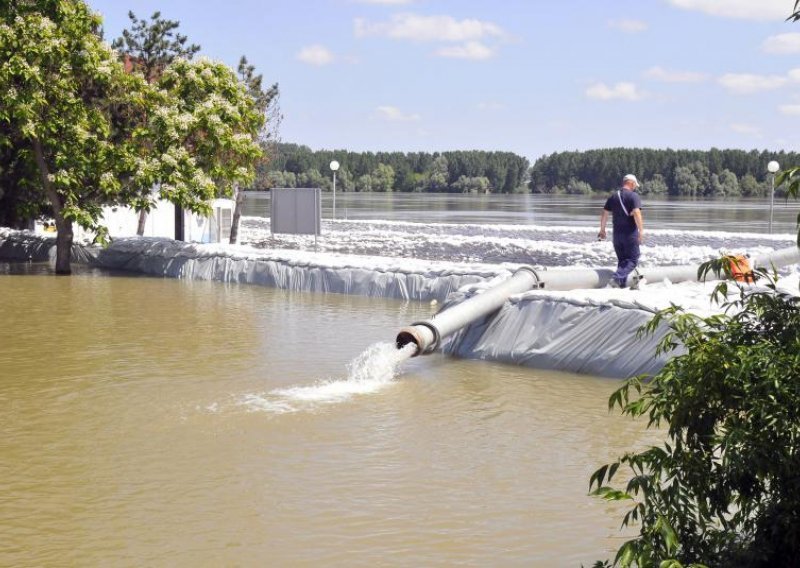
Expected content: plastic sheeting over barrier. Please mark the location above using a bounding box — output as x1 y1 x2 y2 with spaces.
0 230 503 302
440 289 672 378
90 238 503 301
0 231 56 262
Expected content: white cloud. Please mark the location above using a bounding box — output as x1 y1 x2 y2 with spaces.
435 41 494 60
375 105 421 122
779 104 800 116
762 33 800 54
644 66 708 83
354 13 507 43
607 19 648 33
585 82 644 101
296 45 335 66
667 0 789 21
718 73 787 94
730 123 762 136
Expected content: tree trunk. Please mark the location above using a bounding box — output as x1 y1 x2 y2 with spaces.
174 204 184 241
136 209 148 236
229 186 243 245
33 138 72 274
52 212 74 275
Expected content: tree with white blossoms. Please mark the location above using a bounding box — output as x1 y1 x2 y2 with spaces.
134 57 264 228
0 0 263 274
0 1 145 273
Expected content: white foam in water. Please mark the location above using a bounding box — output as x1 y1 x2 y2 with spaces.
239 342 416 414
238 395 298 415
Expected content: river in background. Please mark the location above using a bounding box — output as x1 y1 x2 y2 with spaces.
244 192 800 234
0 262 655 566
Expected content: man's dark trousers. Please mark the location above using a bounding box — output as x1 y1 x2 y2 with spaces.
612 234 640 287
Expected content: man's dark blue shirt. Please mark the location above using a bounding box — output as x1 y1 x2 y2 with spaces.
604 189 642 239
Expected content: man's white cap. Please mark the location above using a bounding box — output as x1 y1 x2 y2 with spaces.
623 174 640 188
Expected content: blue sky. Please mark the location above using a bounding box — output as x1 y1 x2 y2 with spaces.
90 0 800 161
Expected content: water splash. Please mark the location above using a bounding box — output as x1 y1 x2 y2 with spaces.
239 342 416 414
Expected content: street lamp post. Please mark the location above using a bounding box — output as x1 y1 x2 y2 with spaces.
330 160 340 220
768 160 780 234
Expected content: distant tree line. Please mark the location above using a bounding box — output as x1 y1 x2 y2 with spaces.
258 143 530 194
529 148 797 197
257 145 796 198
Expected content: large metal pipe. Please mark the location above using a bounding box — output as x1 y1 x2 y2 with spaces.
396 245 800 357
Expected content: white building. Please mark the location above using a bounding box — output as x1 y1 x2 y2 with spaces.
42 198 235 243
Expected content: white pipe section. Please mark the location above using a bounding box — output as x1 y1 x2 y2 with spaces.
753 247 800 270
397 245 800 357
396 267 539 354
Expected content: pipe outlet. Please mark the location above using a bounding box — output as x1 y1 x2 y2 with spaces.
396 322 439 357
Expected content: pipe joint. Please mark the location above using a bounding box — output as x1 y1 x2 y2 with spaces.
396 320 440 357
514 265 544 288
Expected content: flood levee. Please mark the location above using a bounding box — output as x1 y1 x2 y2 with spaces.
3 227 779 379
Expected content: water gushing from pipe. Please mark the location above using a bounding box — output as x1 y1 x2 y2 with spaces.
240 342 417 413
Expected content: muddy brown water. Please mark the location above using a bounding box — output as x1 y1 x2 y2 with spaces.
1 263 655 566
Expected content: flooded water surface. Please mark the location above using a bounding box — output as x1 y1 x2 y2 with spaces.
1 264 653 566
244 192 800 234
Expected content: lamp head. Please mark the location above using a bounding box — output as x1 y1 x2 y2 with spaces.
768 160 780 173
330 160 340 172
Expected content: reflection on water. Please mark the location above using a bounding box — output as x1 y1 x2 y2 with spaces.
244 192 800 234
1 264 654 566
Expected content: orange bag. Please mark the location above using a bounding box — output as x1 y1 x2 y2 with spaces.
729 255 754 283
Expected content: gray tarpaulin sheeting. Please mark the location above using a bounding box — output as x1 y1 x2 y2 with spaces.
0 231 496 302
0 231 56 261
440 289 674 378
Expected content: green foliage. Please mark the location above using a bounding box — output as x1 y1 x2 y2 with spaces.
710 169 740 197
641 174 668 196
267 170 296 188
111 10 200 83
428 155 449 192
684 161 711 195
371 163 395 192
268 144 529 193
776 166 800 247
0 0 150 243
336 167 354 192
673 165 701 196
740 173 763 197
356 173 373 192
267 145 792 197
591 262 800 567
452 175 491 194
297 168 328 190
144 58 264 209
529 148 794 195
566 177 593 195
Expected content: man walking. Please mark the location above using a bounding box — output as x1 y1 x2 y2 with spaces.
598 174 644 288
